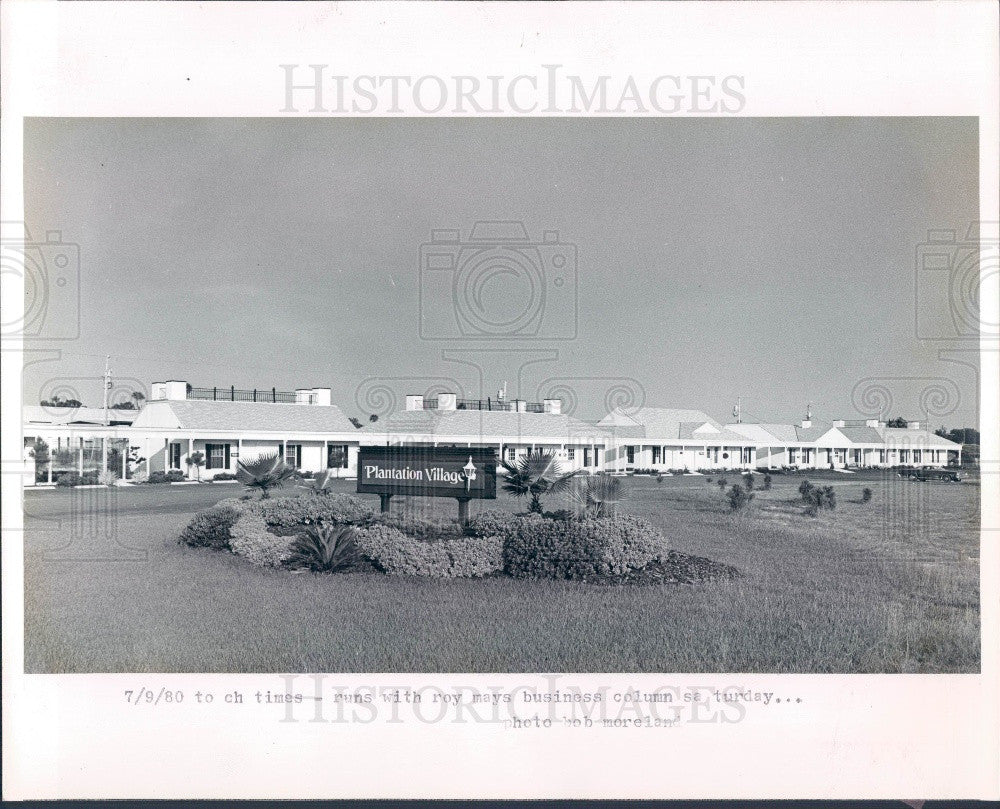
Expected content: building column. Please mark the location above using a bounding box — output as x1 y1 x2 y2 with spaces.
78 437 84 476
237 438 243 471
101 435 108 474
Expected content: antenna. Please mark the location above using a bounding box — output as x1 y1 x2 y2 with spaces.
732 396 742 423
497 381 507 401
806 402 812 421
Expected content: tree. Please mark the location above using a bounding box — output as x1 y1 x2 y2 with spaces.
500 452 579 514
132 391 145 408
111 400 136 410
349 417 363 430
369 413 379 423
40 396 83 408
186 450 206 481
236 453 296 498
886 417 908 428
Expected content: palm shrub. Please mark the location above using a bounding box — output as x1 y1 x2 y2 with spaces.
762 474 772 491
861 487 873 503
500 452 579 514
570 475 626 517
236 453 296 499
286 524 360 573
743 472 755 491
727 484 754 512
717 476 728 490
798 479 814 500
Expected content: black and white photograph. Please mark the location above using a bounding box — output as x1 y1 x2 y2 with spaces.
2 1 998 802
16 116 983 674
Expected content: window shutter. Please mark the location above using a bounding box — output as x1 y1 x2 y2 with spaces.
224 444 231 468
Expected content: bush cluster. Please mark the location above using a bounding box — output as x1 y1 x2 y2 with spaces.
209 472 238 481
147 470 186 484
178 503 240 550
228 512 293 568
355 524 503 578
502 513 668 580
376 512 464 541
799 480 836 516
250 493 374 528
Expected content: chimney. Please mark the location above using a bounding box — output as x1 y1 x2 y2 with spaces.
163 380 188 401
543 398 562 415
151 382 166 401
295 388 316 405
511 399 528 413
865 419 882 428
832 419 845 428
312 388 332 406
438 393 457 411
405 394 424 411
908 421 921 430
800 419 812 428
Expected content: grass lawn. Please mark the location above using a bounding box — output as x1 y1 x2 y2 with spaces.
23 471 980 673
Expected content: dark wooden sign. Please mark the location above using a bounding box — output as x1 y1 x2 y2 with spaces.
357 446 497 502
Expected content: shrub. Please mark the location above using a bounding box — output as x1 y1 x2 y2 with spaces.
762 474 772 491
502 513 668 580
250 493 374 528
464 510 526 542
798 479 814 500
210 472 238 481
147 471 170 484
236 453 296 499
355 524 502 577
56 472 81 488
228 512 293 568
167 469 186 483
742 472 755 491
179 503 240 550
377 512 463 541
131 469 149 484
717 477 728 490
727 484 754 512
861 487 873 503
286 524 360 573
98 469 119 486
803 485 837 517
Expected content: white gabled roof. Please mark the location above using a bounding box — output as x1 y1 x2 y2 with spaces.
130 399 359 435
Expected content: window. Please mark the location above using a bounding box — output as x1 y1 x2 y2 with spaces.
913 449 921 463
583 447 591 467
284 444 302 468
651 446 661 465
205 443 230 470
506 447 516 462
788 448 798 464
567 447 575 461
626 446 635 465
169 443 182 470
327 444 348 469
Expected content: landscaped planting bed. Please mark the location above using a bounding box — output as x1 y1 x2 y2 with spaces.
178 490 738 586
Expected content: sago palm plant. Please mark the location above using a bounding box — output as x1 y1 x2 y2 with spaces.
236 453 296 499
500 452 579 514
286 524 360 573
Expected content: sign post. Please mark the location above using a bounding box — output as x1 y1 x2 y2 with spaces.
357 446 497 523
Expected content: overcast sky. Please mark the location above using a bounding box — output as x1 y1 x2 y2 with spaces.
23 117 978 427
